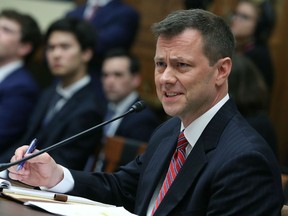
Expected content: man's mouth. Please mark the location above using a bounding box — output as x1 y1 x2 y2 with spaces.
165 92 180 97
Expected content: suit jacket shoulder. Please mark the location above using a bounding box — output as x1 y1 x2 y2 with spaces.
19 82 104 170
0 66 39 162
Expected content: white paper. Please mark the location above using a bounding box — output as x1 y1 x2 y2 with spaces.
24 201 138 216
3 185 111 206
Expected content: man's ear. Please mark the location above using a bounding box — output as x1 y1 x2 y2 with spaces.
215 57 232 86
82 48 93 63
18 42 32 58
132 73 142 89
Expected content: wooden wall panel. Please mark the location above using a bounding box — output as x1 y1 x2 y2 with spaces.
269 0 288 164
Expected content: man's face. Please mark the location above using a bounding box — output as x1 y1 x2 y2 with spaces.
101 56 139 103
230 2 258 40
154 29 221 126
0 17 22 64
46 31 88 84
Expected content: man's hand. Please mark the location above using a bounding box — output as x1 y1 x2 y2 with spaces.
8 145 64 188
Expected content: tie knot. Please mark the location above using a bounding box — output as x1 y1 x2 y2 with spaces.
177 131 188 151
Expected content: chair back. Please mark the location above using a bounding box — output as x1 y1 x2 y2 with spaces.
104 136 147 172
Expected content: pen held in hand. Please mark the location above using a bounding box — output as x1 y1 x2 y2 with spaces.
16 138 37 172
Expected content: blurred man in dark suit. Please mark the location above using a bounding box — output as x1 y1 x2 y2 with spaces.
17 17 105 170
0 10 40 164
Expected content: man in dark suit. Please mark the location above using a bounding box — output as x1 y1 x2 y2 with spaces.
66 0 139 64
16 17 105 171
0 10 40 164
101 49 160 142
9 9 284 215
93 48 161 171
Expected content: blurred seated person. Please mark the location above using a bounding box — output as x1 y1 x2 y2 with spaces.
230 0 276 92
228 54 278 158
101 49 161 140
0 10 40 164
94 48 161 171
66 0 140 74
16 17 105 170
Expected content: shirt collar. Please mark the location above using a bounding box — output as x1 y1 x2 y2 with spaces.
108 91 139 114
182 94 229 149
56 75 91 99
0 60 23 83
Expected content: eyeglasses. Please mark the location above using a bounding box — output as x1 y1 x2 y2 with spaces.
232 11 256 22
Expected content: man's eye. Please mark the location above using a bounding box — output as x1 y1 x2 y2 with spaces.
177 63 188 68
155 62 166 67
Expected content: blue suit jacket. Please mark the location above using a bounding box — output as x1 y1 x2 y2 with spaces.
18 82 105 170
113 98 161 142
69 99 284 215
0 66 39 163
66 0 140 62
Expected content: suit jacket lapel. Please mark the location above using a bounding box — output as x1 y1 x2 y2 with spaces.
155 133 208 215
137 126 179 212
138 99 238 215
37 85 89 138
27 88 54 137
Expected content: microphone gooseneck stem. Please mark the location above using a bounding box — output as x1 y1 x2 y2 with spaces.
0 105 142 172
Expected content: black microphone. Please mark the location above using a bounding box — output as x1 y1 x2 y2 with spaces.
0 100 146 171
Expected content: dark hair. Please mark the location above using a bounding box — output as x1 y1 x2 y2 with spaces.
238 0 276 44
229 54 268 116
0 9 42 63
151 9 235 66
45 17 96 52
104 48 140 75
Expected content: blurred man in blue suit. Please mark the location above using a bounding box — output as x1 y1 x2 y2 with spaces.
0 10 40 164
66 0 140 69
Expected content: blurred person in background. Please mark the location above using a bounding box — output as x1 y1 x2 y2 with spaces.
94 48 161 171
101 48 160 141
228 54 278 158
230 0 276 93
16 17 105 171
66 0 140 68
66 0 140 99
0 9 41 164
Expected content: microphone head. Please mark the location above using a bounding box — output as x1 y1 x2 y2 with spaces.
130 100 146 112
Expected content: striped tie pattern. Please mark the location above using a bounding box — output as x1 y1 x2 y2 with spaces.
152 131 189 215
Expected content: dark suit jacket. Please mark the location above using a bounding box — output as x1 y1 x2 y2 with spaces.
66 0 140 65
18 82 105 170
69 99 284 215
0 66 39 163
114 98 161 142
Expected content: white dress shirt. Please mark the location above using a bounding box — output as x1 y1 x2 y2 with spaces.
0 60 23 83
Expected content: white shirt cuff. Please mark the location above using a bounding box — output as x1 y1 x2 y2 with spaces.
40 166 74 193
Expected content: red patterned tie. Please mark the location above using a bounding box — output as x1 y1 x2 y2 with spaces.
152 131 189 215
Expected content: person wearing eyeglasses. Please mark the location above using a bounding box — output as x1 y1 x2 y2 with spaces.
230 0 276 93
